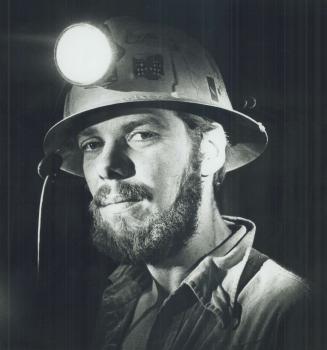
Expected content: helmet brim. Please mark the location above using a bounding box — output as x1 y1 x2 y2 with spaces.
43 98 268 176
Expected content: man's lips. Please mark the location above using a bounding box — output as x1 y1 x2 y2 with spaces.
99 198 144 215
97 195 142 207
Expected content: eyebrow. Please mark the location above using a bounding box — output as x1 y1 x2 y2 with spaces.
77 115 170 139
77 127 98 139
122 116 169 133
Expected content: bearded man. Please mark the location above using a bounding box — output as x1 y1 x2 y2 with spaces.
40 17 310 350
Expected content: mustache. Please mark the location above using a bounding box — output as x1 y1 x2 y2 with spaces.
90 182 153 208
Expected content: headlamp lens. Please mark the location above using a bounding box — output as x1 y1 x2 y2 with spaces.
55 23 113 85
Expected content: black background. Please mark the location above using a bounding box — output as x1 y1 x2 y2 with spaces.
1 0 326 349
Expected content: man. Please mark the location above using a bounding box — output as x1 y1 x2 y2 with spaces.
41 17 310 349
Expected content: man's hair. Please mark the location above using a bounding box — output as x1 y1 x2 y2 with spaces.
175 111 228 195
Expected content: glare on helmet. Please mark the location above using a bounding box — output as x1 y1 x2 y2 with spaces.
55 23 113 86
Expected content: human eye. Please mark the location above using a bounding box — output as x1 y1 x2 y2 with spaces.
126 131 159 143
79 138 103 152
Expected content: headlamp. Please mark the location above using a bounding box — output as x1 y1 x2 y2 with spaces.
54 23 113 86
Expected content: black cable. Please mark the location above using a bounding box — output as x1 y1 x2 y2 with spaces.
37 175 50 276
37 153 62 278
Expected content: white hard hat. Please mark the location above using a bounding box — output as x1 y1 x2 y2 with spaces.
43 16 268 177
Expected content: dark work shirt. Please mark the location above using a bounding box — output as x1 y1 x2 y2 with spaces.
93 216 311 350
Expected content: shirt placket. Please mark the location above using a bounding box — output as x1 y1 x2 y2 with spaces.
146 285 196 350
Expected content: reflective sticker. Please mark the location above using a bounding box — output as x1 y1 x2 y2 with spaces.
206 76 219 102
133 55 164 80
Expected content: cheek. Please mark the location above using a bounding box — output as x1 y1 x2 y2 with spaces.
134 143 191 205
83 160 98 196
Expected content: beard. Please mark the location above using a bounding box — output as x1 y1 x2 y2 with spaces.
89 149 202 266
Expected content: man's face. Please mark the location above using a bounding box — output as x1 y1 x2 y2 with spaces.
79 108 203 265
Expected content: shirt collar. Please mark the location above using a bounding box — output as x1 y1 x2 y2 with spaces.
182 216 256 321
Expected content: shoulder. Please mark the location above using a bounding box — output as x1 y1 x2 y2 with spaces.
239 250 311 316
234 251 311 348
260 258 310 293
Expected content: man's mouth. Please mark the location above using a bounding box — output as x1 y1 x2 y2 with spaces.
99 198 145 215
98 195 142 208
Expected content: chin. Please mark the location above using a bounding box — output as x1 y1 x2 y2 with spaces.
99 203 153 233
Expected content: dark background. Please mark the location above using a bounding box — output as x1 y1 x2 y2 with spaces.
1 0 326 349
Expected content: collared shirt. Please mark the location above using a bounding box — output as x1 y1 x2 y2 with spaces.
93 216 311 350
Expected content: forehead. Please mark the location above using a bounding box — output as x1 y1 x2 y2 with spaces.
77 108 185 137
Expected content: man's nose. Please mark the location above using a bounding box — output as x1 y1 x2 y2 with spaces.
95 141 135 180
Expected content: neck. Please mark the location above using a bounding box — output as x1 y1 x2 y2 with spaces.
146 186 231 294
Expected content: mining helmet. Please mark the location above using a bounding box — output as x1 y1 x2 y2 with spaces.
43 16 268 177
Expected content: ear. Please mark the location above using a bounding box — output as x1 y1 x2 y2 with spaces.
200 123 226 177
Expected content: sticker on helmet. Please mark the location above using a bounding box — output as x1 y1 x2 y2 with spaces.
133 55 164 80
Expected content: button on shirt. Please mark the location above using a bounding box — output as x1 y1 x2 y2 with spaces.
93 216 311 350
